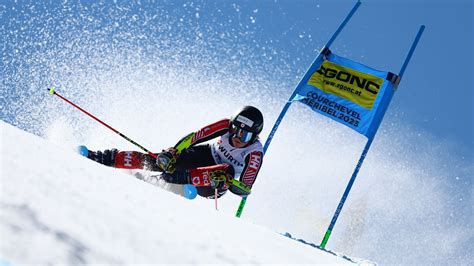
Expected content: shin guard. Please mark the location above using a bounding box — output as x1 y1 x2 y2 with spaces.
114 151 145 169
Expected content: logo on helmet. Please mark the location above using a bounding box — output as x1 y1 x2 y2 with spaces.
236 115 254 127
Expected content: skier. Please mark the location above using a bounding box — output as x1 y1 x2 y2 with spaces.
84 106 264 199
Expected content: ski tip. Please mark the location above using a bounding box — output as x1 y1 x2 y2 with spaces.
183 184 197 200
77 145 89 157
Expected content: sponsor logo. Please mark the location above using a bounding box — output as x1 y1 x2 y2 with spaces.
248 152 261 170
192 176 200 186
124 151 133 167
316 65 380 94
202 171 210 186
192 171 211 186
218 145 244 167
236 115 254 127
308 61 384 109
243 152 261 183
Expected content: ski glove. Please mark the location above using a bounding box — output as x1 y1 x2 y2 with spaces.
209 170 231 190
156 147 179 173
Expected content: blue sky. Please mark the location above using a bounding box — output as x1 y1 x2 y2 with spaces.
224 0 474 157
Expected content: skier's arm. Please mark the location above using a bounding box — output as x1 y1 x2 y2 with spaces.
229 151 263 197
156 119 230 172
174 119 230 153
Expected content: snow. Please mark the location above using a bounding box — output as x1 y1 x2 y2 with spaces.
0 121 362 265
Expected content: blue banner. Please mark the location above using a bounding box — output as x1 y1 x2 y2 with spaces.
291 52 397 139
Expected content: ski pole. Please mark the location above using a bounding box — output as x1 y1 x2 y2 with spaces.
215 188 218 210
48 87 157 159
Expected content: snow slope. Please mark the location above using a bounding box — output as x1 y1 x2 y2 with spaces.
0 121 363 265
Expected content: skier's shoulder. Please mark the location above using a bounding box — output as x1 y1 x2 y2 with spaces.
245 139 264 155
251 138 263 151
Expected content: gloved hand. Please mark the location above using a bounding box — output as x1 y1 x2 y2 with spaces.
209 170 231 190
156 147 179 173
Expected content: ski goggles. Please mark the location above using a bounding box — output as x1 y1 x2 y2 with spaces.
230 124 254 143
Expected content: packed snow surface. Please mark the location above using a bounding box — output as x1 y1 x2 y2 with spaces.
0 121 358 264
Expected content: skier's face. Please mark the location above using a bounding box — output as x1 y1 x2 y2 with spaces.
231 136 248 148
230 124 254 148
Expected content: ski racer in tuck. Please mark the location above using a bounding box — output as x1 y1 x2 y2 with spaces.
85 106 264 199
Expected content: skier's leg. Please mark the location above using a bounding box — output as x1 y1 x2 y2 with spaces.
86 149 118 167
114 151 152 170
174 144 216 170
159 144 217 184
87 143 217 172
87 149 160 171
162 163 234 199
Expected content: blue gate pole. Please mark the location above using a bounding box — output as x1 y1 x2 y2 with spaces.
320 137 373 249
235 0 362 218
399 25 425 78
264 0 361 154
320 25 425 249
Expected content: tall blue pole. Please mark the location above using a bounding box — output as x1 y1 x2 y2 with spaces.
320 137 373 249
399 25 425 77
263 0 361 154
320 25 425 249
235 0 362 218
